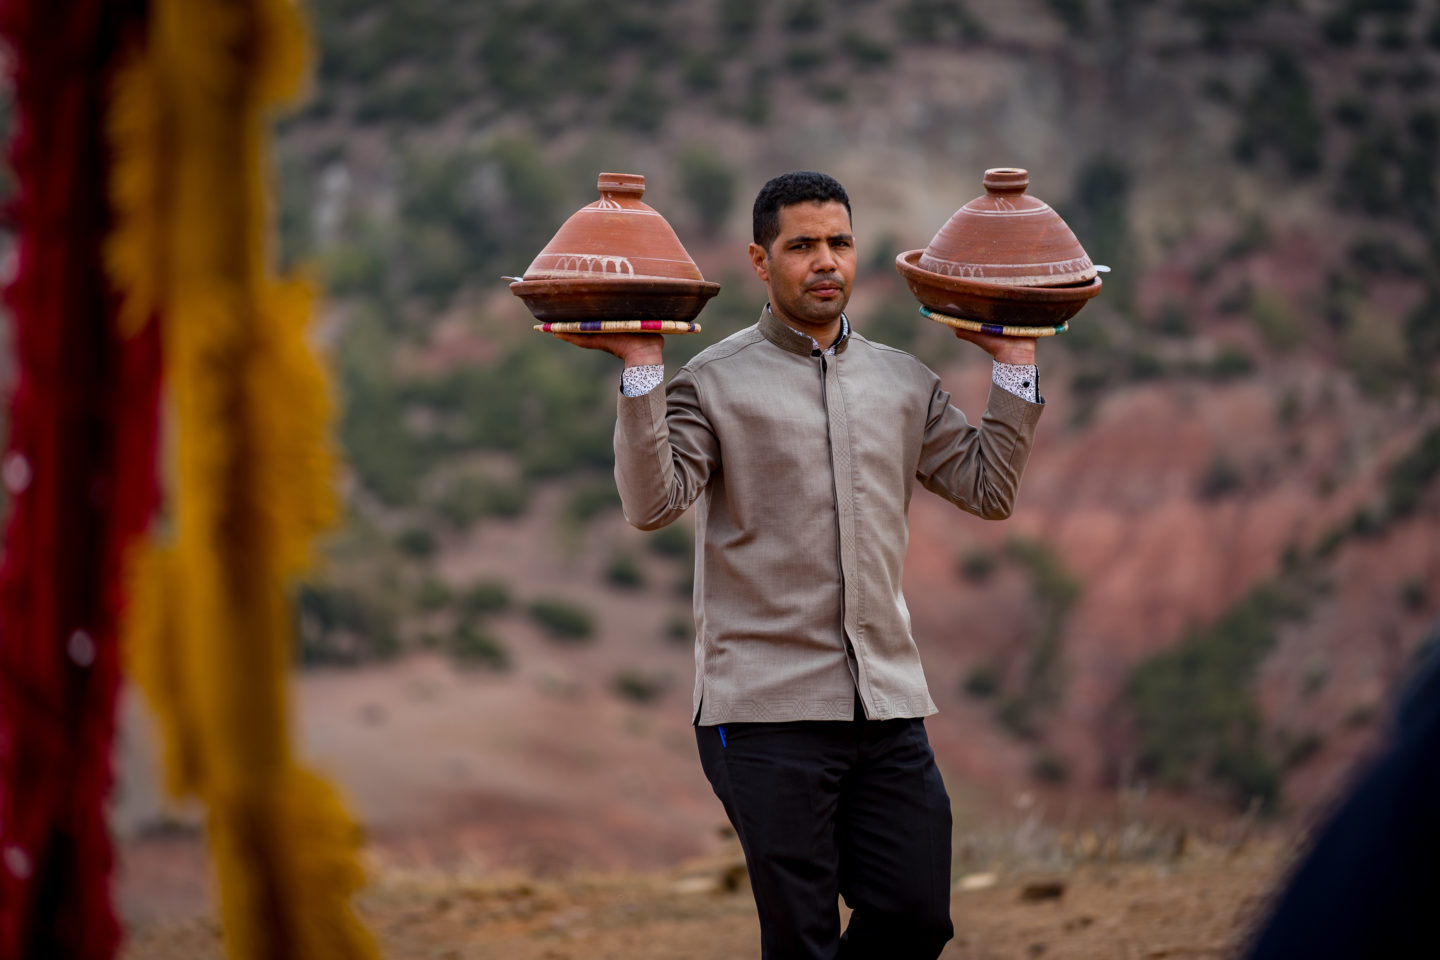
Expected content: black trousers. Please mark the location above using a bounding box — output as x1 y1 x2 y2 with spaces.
696 707 954 960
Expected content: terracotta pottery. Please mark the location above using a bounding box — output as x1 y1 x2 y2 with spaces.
510 172 720 326
896 167 1103 333
896 250 1102 328
915 168 1096 287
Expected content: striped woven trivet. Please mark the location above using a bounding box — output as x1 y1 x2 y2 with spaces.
920 306 1069 338
534 320 702 334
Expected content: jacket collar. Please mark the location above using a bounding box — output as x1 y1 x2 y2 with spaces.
757 304 851 357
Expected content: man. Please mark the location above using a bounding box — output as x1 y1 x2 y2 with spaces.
556 171 1043 959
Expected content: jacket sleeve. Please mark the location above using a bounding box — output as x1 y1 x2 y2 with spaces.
914 378 1044 520
613 365 719 530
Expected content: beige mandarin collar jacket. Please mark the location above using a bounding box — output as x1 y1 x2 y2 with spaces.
615 306 1044 724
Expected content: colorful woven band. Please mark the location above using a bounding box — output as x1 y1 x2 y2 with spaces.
919 306 1069 338
535 320 701 334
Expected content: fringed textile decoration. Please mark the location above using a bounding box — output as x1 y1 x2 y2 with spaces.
108 0 378 957
0 1 158 957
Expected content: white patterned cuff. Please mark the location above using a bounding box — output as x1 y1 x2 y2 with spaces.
992 361 1039 403
621 364 665 397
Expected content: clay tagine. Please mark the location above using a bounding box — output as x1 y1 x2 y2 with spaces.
895 167 1102 333
510 172 720 330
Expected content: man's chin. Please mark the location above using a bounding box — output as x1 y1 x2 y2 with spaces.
798 301 847 323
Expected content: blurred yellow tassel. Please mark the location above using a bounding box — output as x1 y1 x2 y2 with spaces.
109 1 375 957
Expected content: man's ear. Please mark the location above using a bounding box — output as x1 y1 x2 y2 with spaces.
748 242 769 283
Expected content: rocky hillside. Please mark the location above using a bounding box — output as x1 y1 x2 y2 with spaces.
125 0 1440 841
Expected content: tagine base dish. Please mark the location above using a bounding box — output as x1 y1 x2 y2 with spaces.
534 320 701 334
511 276 720 324
920 306 1067 338
895 250 1101 330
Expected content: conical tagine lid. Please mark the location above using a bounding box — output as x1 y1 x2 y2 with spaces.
918 168 1095 287
524 173 706 282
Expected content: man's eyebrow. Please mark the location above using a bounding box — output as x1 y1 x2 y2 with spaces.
784 232 855 245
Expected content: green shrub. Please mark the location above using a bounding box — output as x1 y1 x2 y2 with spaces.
719 0 763 42
1212 743 1281 810
783 0 822 31
1332 96 1369 128
1404 283 1440 371
461 580 512 617
565 481 621 524
1302 666 1329 698
397 527 438 559
1127 350 1165 381
1345 703 1377 729
1066 157 1135 310
1401 578 1429 611
449 626 510 671
529 597 596 642
677 146 738 238
784 44 827 73
1127 578 1311 811
1320 10 1359 46
664 614 693 645
339 374 432 506
1385 425 1440 518
1282 730 1324 769
1348 236 1421 276
681 53 722 93
433 475 530 528
1249 290 1301 352
647 522 694 559
1378 20 1409 51
1233 52 1323 177
613 669 668 704
1198 454 1243 500
1155 301 1194 337
610 72 668 135
295 583 401 666
1338 135 1398 217
415 578 454 612
1204 346 1257 381
963 664 1001 699
605 551 645 589
1030 751 1071 784
1322 270 1364 331
1042 0 1090 35
840 31 894 68
894 0 986 42
738 66 771 126
957 548 997 583
1006 539 1081 613
996 696 1040 740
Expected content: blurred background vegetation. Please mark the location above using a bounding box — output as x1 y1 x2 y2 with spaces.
14 0 1437 816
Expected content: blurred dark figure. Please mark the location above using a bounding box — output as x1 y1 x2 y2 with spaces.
1243 620 1440 960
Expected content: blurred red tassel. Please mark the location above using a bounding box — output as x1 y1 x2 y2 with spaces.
0 1 158 957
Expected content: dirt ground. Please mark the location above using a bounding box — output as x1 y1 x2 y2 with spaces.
119 835 1289 960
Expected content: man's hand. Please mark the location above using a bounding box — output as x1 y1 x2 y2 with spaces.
552 331 664 367
951 327 1036 365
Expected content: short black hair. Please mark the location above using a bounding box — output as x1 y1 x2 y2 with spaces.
752 171 852 252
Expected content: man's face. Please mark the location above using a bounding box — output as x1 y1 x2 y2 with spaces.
748 200 855 336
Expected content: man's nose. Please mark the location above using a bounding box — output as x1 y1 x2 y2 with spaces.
813 243 837 271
